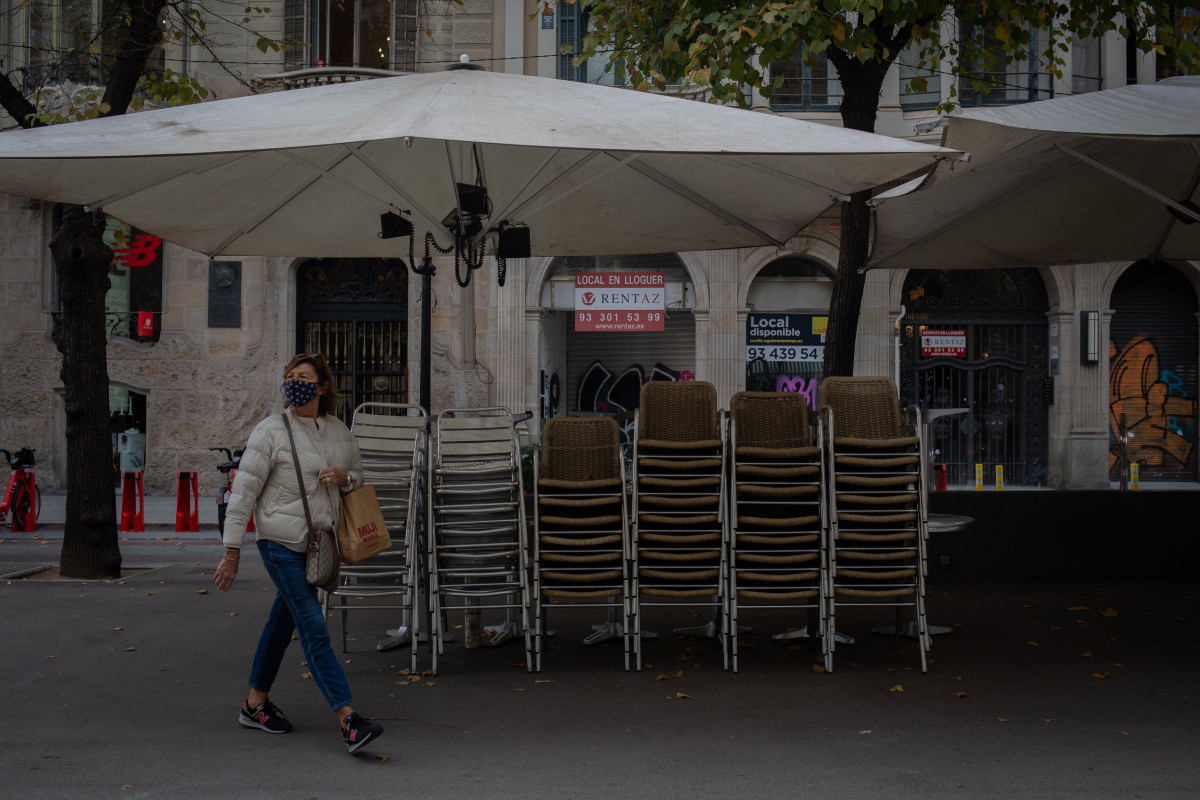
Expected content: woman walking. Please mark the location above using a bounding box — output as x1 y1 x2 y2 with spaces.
213 353 384 753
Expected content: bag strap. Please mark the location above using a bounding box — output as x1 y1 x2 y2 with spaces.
281 413 318 549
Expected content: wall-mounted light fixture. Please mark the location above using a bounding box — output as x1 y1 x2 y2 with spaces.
1080 310 1100 364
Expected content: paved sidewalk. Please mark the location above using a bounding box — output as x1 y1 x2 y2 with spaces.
2 509 1198 800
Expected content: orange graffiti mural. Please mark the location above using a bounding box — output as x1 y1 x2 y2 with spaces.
1109 335 1197 477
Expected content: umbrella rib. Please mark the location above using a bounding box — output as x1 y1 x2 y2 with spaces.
207 150 358 254
1148 141 1200 261
877 151 1086 258
344 143 452 245
618 157 787 248
485 149 563 227
1055 143 1200 224
714 155 851 203
511 152 640 220
89 152 251 209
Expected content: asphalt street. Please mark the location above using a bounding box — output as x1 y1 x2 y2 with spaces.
1 494 1197 799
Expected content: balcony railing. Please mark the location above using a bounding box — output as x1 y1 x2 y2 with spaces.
252 67 413 92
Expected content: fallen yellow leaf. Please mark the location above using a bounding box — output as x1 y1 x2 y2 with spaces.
123 647 136 652
889 684 904 692
407 675 421 682
423 681 436 687
1082 650 1093 658
112 627 124 631
1093 671 1111 679
195 589 209 595
811 663 826 674
996 718 1008 722
655 673 671 681
300 672 312 679
954 692 968 699
1101 608 1119 618
675 692 690 699
1027 640 1039 646
375 754 390 763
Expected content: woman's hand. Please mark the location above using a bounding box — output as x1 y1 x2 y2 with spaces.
214 550 239 591
319 467 349 488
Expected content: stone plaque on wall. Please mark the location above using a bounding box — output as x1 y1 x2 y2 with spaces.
208 260 241 328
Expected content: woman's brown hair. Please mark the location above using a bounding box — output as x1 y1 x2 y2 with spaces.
282 353 340 417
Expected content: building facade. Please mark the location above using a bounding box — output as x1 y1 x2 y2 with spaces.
0 2 1195 495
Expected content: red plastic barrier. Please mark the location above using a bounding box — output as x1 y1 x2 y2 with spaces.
176 471 199 532
120 472 145 533
934 463 948 492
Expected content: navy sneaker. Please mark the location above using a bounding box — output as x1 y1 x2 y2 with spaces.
342 712 384 753
238 699 293 734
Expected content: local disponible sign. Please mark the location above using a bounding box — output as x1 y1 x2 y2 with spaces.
746 313 827 362
920 328 967 358
574 273 665 332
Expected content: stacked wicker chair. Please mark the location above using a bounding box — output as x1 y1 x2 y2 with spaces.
324 403 428 673
428 407 531 674
819 377 929 672
727 392 826 672
631 381 727 669
532 417 630 671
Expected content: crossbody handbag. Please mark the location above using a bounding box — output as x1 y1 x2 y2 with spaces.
281 413 340 591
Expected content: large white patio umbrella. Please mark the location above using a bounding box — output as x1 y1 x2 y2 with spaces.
869 76 1200 270
0 63 959 410
0 64 956 260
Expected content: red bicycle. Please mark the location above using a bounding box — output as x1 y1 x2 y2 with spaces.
0 447 41 532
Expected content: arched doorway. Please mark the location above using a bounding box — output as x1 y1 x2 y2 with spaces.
899 269 1050 486
744 255 833 412
296 258 409 422
1108 262 1198 481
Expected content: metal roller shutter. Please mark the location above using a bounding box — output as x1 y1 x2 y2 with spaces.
566 313 697 415
1109 262 1199 481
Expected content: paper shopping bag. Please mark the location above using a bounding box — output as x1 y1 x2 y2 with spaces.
337 484 392 564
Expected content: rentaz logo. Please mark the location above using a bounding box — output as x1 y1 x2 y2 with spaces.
581 292 596 306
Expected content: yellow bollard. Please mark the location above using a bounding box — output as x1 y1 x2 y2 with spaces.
995 464 1004 491
1130 462 1140 491
975 463 983 491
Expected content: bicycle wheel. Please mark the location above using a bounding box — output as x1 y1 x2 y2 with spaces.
11 483 32 530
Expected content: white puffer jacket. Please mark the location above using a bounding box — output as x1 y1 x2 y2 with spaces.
223 408 364 552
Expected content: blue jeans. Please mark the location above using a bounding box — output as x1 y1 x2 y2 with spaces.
249 539 353 710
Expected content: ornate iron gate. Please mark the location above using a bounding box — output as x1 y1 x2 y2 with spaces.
296 258 408 423
899 270 1049 486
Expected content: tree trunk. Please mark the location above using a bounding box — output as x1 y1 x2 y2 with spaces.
821 49 893 380
51 207 121 580
823 189 873 378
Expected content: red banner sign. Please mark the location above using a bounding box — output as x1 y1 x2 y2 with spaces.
574 273 665 332
921 328 966 358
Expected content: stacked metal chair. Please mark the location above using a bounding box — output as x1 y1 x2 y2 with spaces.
324 403 428 673
428 406 531 674
531 416 631 671
726 392 826 672
630 381 727 669
819 377 929 672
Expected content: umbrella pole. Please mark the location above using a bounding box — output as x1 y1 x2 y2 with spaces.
420 268 432 414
